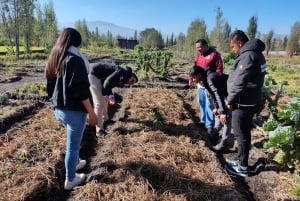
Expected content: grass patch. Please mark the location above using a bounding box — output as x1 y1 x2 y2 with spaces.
266 55 300 97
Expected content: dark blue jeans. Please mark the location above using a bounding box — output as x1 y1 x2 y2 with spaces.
232 107 255 167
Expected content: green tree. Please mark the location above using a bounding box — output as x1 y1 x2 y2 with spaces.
43 0 58 51
21 0 36 55
286 21 300 58
222 21 231 52
89 26 101 47
283 36 288 50
94 27 101 41
34 0 58 51
139 28 164 49
170 32 174 46
264 29 274 56
0 0 25 58
209 7 231 52
75 19 90 47
81 19 90 47
74 20 83 33
106 30 113 48
247 15 258 39
176 32 185 52
185 18 208 57
165 36 169 47
134 30 138 40
33 2 44 47
271 37 284 51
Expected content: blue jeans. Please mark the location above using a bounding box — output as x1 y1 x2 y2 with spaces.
197 87 214 128
54 108 87 180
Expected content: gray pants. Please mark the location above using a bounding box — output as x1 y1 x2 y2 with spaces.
214 110 232 147
88 74 109 132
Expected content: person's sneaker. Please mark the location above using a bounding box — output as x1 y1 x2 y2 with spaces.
104 119 115 126
96 129 107 138
212 141 225 151
196 122 205 128
225 163 248 177
207 127 219 146
225 158 239 166
64 173 86 190
76 159 86 171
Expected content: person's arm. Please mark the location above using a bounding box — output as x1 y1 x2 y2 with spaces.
207 75 226 114
102 70 122 96
104 94 115 105
188 75 194 87
82 99 98 126
214 51 224 73
46 77 57 99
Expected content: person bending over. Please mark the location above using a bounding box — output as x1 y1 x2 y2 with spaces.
88 63 138 138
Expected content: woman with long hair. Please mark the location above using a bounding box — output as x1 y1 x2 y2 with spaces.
45 28 97 190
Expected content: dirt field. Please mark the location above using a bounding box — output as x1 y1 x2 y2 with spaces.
0 61 299 201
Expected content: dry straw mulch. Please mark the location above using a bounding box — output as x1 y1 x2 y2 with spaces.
0 87 298 201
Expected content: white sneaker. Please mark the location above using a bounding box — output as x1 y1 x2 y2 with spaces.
64 173 86 190
225 158 239 166
76 159 87 170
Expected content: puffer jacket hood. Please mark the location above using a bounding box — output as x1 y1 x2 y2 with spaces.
237 39 265 56
227 38 266 110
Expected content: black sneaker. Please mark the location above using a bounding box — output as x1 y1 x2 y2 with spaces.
225 163 248 177
96 129 107 138
196 122 205 128
104 119 115 128
207 128 219 146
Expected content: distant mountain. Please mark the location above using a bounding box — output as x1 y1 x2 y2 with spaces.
58 20 138 38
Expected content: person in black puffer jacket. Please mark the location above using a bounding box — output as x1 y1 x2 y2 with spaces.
224 30 266 177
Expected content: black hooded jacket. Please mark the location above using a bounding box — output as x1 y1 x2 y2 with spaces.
90 63 133 96
227 39 267 109
203 69 228 115
49 53 91 112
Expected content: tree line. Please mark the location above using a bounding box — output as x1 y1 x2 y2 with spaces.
0 1 299 59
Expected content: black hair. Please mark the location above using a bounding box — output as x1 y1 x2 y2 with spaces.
189 66 206 76
125 66 132 73
45 27 82 79
131 73 138 83
68 28 82 47
230 30 249 43
195 39 208 46
124 66 138 83
189 66 210 87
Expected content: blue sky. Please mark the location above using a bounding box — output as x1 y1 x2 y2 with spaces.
38 0 299 37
